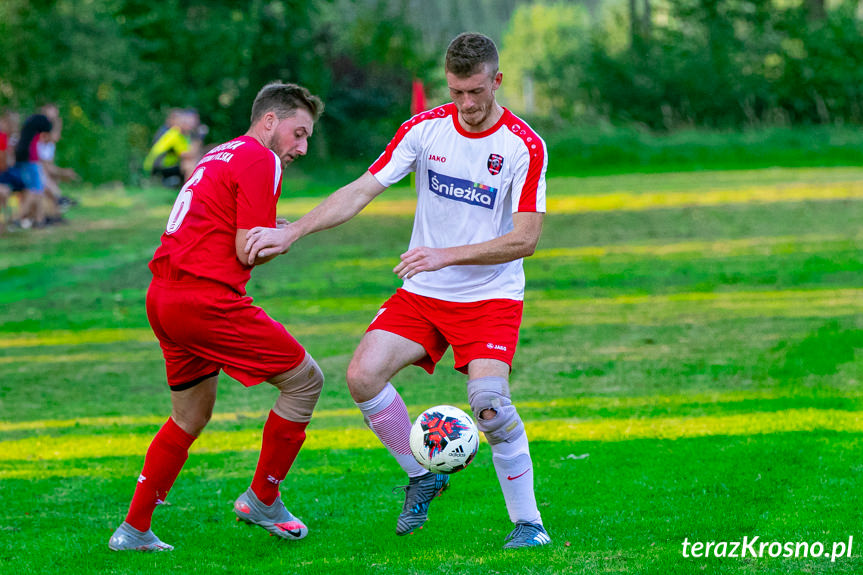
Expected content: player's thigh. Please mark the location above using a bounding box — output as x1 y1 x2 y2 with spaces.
347 330 427 402
219 301 306 386
467 358 511 380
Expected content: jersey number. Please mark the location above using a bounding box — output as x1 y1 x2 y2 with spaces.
166 167 205 234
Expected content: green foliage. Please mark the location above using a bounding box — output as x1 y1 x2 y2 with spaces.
0 0 435 183
505 0 863 129
500 2 593 119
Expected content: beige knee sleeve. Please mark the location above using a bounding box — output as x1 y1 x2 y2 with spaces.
268 353 324 423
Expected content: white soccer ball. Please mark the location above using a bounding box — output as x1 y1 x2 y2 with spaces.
409 405 479 474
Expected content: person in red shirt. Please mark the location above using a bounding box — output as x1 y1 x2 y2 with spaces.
109 83 325 552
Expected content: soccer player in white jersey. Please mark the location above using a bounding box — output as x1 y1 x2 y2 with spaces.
245 32 551 549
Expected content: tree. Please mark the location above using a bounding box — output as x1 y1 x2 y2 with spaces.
500 2 593 120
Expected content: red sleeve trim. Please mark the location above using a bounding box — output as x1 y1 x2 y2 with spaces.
503 110 545 211
369 104 455 174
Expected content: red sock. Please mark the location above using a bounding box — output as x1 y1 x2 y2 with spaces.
125 417 196 531
250 411 308 506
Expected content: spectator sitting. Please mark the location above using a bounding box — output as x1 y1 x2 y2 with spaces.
143 109 204 188
9 103 61 228
0 110 24 230
37 132 80 218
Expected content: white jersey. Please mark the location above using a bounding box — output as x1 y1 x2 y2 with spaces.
369 103 547 302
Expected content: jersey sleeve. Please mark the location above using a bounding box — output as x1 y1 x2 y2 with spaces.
236 151 282 230
511 136 547 213
368 118 421 187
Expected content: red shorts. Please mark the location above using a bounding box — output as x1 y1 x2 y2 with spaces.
146 278 306 389
367 288 523 374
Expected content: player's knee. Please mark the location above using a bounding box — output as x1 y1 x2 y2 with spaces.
172 405 213 436
345 358 379 400
467 376 525 445
269 354 324 423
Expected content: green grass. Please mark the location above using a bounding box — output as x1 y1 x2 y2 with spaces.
1 166 862 574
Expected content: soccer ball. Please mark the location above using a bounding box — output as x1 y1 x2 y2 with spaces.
409 405 479 474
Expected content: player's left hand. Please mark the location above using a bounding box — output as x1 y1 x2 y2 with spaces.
245 226 294 265
394 246 450 279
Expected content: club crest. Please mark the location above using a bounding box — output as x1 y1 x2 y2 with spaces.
487 153 504 175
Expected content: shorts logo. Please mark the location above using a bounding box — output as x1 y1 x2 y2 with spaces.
428 169 497 209
486 342 508 351
487 153 504 175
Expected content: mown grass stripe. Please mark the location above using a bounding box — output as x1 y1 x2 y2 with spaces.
548 182 863 213
526 288 863 326
2 409 860 471
1 391 859 433
532 232 861 260
264 179 863 217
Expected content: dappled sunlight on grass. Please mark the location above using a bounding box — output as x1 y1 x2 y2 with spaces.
526 288 863 326
270 181 863 218
532 232 861 260
300 231 862 274
0 328 155 348
2 407 862 478
0 406 362 433
0 323 367 355
549 181 863 213
0 350 154 365
275 197 419 218
5 388 860 433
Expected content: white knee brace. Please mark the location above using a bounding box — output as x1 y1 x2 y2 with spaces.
269 354 324 423
467 376 525 445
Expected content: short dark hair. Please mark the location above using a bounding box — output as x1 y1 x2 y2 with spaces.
445 33 499 77
250 83 323 125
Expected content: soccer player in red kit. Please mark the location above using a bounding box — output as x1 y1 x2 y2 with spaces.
109 83 325 552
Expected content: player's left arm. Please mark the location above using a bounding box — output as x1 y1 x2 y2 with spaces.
393 211 544 280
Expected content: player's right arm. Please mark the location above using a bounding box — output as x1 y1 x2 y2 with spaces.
244 170 386 264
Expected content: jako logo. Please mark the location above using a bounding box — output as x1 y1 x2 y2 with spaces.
428 169 497 209
428 154 446 162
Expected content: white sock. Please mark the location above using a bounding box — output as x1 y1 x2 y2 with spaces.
356 383 427 477
490 431 542 525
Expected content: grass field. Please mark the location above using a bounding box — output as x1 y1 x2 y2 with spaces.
1 166 862 574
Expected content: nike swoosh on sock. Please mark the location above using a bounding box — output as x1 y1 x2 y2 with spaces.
506 469 530 481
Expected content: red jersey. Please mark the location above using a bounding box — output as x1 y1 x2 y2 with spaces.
149 135 282 294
